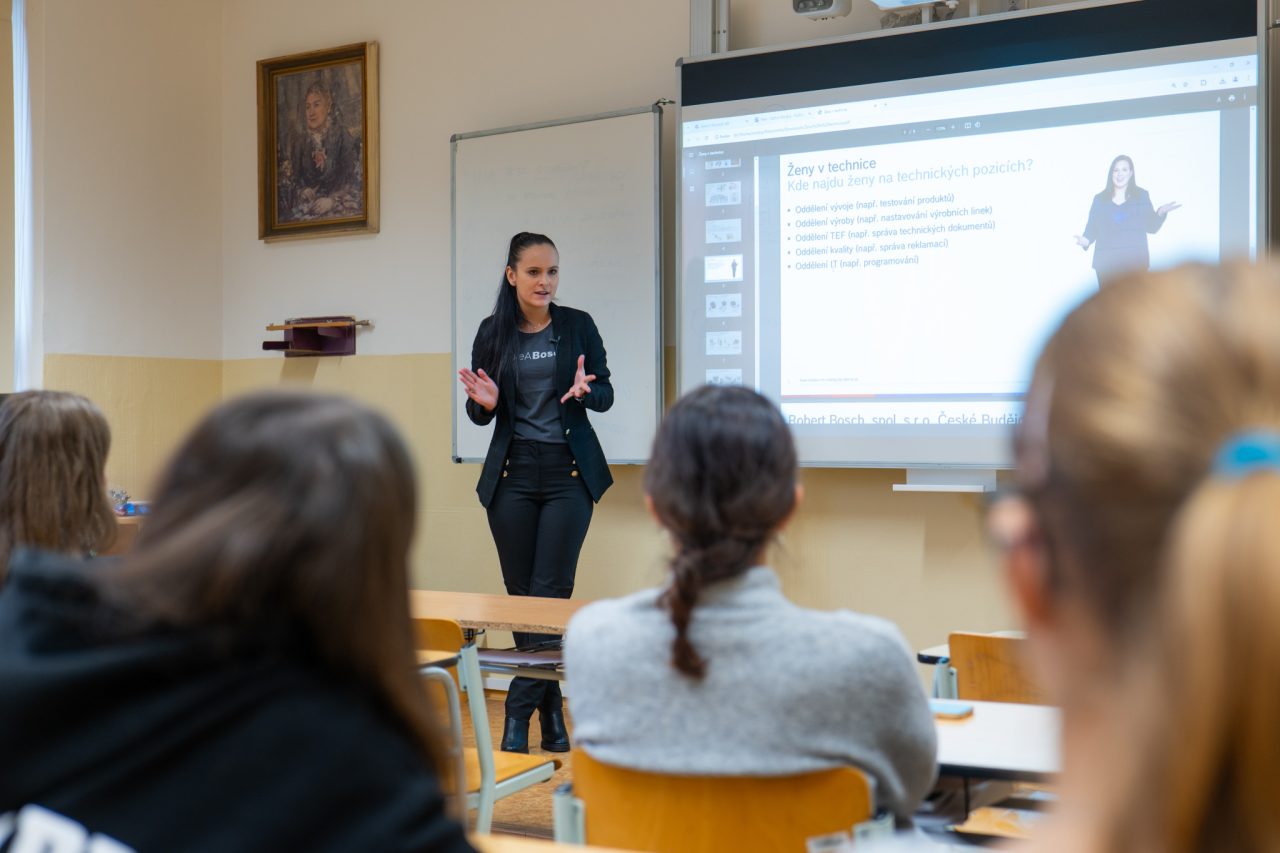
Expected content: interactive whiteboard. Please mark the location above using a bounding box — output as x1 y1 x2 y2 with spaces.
679 0 1261 469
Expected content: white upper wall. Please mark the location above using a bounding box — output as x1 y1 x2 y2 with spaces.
732 0 888 49
217 0 1081 359
219 0 689 359
35 0 222 360
30 0 1082 361
730 0 1081 50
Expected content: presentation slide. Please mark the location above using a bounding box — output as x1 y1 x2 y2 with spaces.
679 37 1259 466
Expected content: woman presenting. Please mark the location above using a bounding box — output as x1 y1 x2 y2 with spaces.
1075 154 1181 286
458 231 613 754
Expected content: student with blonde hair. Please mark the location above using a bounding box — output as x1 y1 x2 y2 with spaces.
988 262 1280 852
0 390 116 580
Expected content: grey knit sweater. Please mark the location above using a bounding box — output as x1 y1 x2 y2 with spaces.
564 567 938 820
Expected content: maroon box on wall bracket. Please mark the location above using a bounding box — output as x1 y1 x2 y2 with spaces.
262 316 371 357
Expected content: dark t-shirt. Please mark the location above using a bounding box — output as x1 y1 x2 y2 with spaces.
515 326 564 442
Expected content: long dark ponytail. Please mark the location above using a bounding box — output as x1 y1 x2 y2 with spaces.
472 232 557 383
645 386 798 679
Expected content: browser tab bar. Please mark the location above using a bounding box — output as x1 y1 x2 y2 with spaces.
683 54 1255 148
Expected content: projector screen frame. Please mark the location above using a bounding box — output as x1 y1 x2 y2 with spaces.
676 0 1266 472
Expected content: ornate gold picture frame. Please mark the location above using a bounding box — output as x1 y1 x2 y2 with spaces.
257 42 379 241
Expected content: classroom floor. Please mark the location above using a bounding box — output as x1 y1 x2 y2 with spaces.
466 690 571 838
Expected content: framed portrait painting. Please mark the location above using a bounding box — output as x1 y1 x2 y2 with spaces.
257 42 379 241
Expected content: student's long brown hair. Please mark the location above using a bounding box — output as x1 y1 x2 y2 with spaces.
645 385 797 679
103 391 445 771
0 390 116 580
1017 263 1280 852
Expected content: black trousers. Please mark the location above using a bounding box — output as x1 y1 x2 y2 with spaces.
486 438 593 722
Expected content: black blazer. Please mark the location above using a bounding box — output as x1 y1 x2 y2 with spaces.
466 303 613 507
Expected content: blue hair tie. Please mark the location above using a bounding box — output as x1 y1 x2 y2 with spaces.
1213 430 1280 478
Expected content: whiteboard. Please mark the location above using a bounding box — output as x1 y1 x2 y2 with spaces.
452 106 663 464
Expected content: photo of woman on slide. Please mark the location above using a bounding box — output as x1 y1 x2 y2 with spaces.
1075 154 1181 286
458 232 613 755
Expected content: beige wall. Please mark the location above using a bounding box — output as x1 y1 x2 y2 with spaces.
32 0 1016 658
44 354 222 497
218 354 672 599
216 353 1003 654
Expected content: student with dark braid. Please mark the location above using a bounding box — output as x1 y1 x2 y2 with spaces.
564 385 937 823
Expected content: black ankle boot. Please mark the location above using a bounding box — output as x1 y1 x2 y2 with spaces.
500 717 529 753
539 708 571 753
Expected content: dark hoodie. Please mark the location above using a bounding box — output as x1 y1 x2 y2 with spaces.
0 549 474 853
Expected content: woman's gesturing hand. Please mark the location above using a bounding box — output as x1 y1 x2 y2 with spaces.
560 355 597 404
458 367 499 412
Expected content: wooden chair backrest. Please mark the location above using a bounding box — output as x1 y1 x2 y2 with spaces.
415 617 466 710
948 631 1043 705
572 749 873 852
415 617 465 654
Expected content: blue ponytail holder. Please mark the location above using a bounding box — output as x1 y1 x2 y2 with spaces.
1212 430 1280 479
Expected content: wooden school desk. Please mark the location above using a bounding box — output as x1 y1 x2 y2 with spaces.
935 700 1061 782
103 516 142 557
410 589 587 635
410 590 588 681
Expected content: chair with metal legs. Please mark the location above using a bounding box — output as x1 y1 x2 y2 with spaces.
417 654 467 821
417 617 561 833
